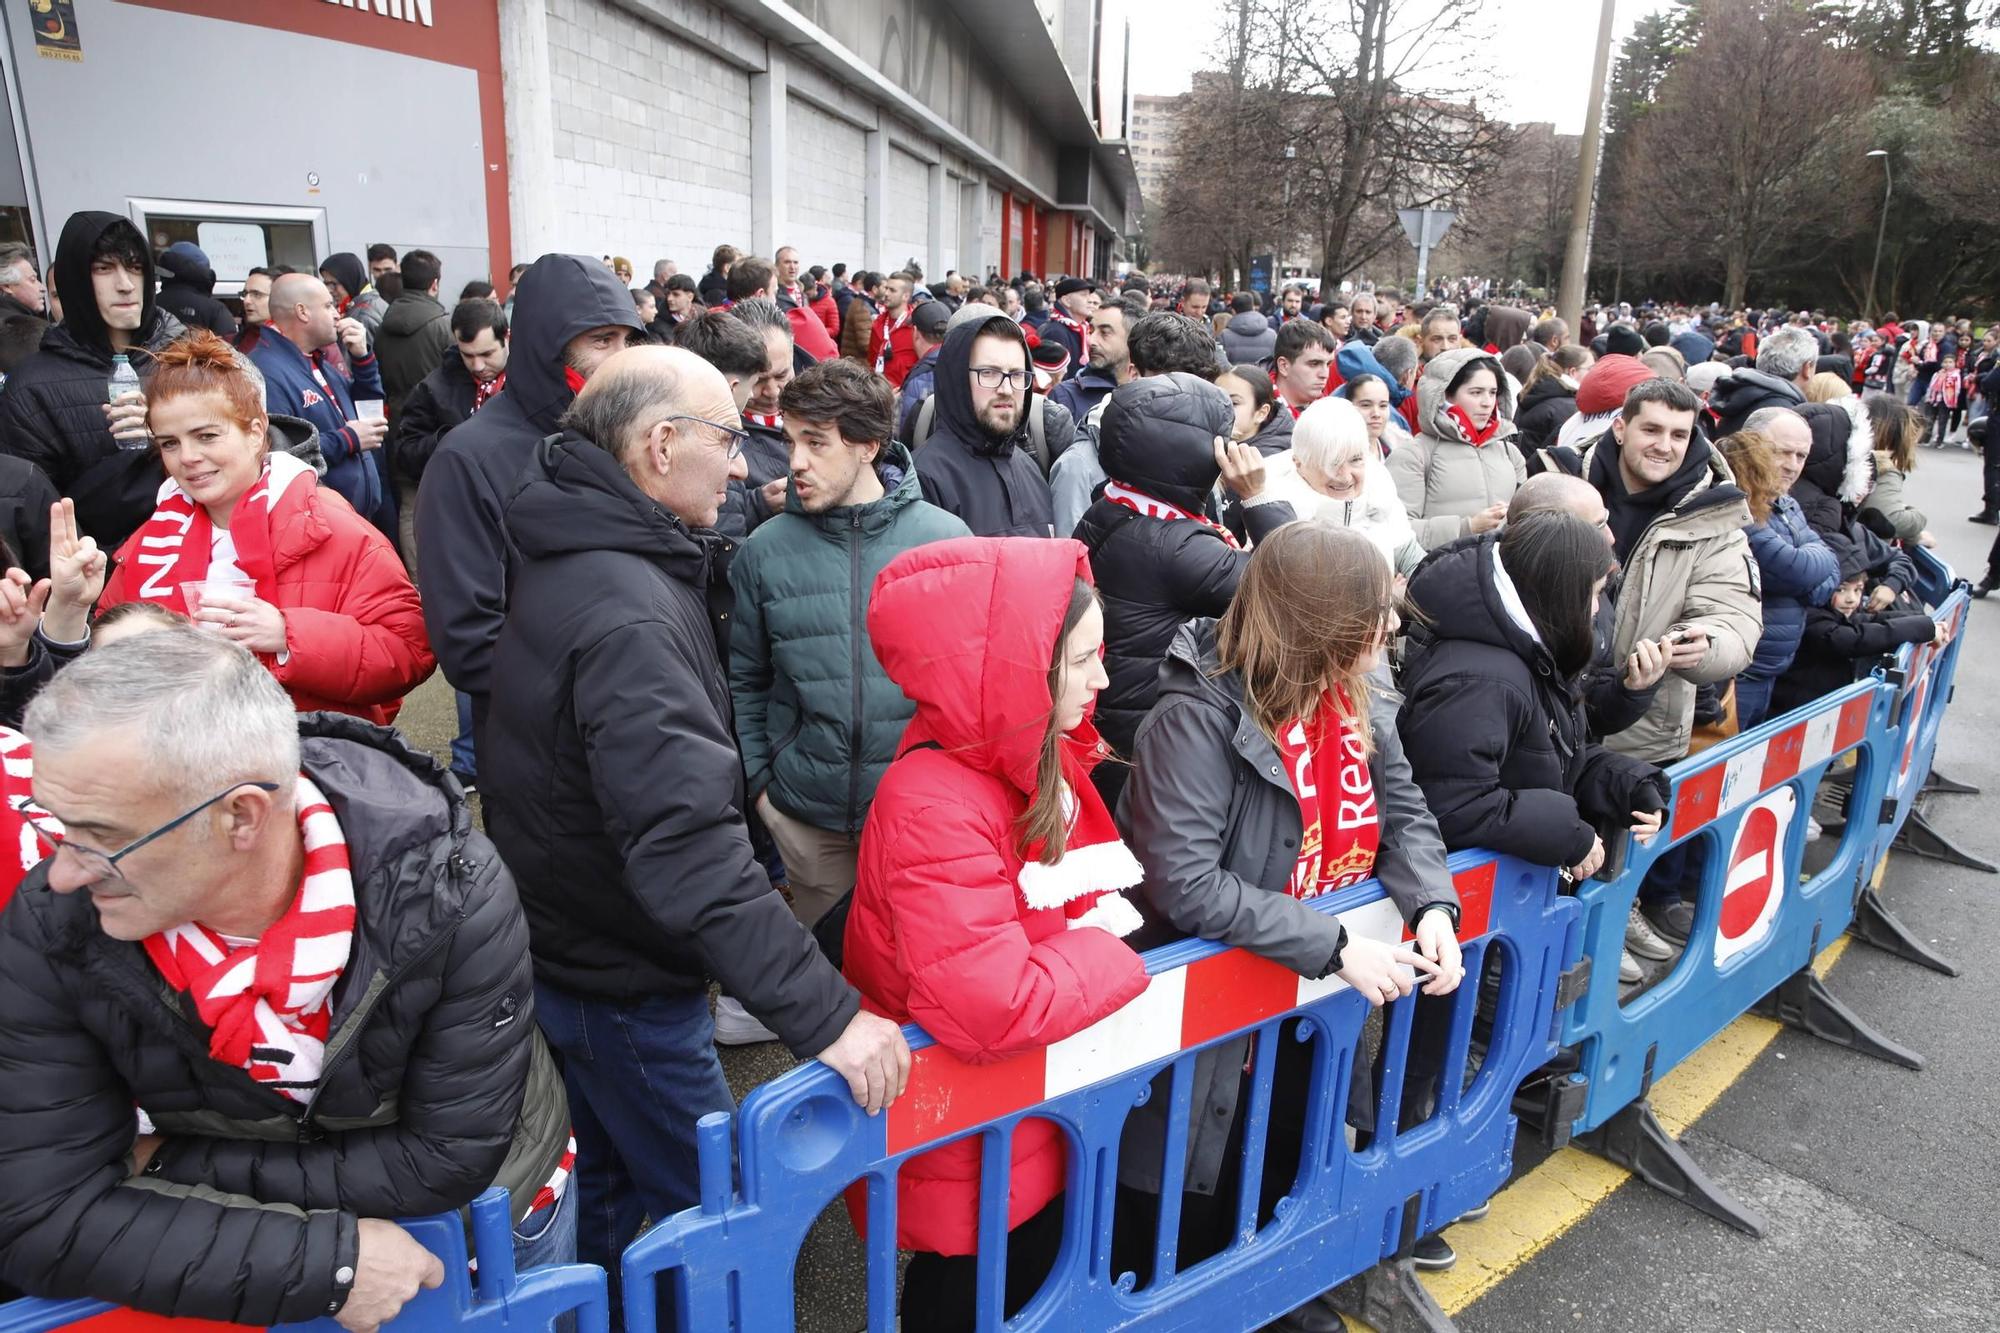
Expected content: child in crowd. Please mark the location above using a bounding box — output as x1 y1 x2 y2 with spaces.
1770 535 1947 717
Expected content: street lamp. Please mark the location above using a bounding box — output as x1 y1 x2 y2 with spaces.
1864 149 1892 324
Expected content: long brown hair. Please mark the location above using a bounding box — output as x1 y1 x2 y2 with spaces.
1717 430 1779 525
1018 577 1098 864
1215 522 1392 752
1865 392 1920 472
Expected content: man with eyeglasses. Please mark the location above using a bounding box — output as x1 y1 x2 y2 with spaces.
484 346 910 1317
0 629 574 1329
417 252 643 766
912 314 1056 537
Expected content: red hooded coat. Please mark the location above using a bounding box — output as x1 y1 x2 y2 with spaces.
843 536 1150 1256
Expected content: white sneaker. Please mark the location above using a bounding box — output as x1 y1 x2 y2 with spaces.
713 995 780 1045
1620 949 1643 984
1805 817 1824 843
1625 904 1675 961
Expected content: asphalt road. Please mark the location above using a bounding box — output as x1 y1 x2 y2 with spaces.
389 437 2000 1332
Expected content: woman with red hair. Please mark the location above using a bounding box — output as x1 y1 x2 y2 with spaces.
98 330 432 723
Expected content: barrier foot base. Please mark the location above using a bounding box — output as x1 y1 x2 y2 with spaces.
1893 809 1999 873
1922 769 1980 796
1752 970 1925 1071
1849 887 1960 976
1326 1259 1456 1333
1574 1101 1767 1238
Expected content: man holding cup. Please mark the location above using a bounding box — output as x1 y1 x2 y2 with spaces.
245 274 391 536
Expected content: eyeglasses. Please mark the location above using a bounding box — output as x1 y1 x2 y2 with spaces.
664 415 749 460
970 367 1033 392
16 781 280 883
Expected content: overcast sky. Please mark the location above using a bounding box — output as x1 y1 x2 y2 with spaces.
1122 0 1683 134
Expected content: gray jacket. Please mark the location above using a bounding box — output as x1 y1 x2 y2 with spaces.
1115 621 1458 1194
1220 310 1278 363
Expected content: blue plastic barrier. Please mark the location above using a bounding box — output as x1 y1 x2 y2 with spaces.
1868 549 1987 877
1552 680 1899 1234
0 1190 607 1333
622 857 1575 1333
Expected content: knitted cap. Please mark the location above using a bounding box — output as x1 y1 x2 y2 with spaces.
1575 353 1657 415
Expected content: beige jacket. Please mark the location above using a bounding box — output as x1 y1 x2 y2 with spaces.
1388 346 1528 549
1580 437 1764 765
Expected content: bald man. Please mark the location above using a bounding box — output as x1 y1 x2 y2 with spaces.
1508 470 1670 740
246 273 388 526
482 345 911 1310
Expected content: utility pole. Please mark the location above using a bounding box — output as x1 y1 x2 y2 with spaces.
1557 0 1616 337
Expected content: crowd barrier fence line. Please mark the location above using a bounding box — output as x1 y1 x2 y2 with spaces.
1 554 1981 1333
622 857 1576 1333
0 1190 607 1333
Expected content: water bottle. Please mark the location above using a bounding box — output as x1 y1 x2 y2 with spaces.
108 354 145 450
107 353 140 403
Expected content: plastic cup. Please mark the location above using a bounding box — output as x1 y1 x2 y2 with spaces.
180 577 255 628
354 399 386 421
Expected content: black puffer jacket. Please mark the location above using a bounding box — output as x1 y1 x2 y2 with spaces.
1075 372 1293 769
387 352 477 484
486 434 858 1055
0 451 57 578
913 316 1056 537
715 418 788 540
415 253 642 728
0 716 569 1324
1514 374 1578 453
1398 533 1667 866
1793 399 1874 537
1708 366 1804 438
0 212 189 552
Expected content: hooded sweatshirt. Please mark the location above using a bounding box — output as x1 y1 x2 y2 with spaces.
912 316 1055 538
319 252 387 335
0 212 188 552
416 253 643 715
153 243 238 339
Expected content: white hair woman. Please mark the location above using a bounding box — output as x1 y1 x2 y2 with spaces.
1260 396 1422 573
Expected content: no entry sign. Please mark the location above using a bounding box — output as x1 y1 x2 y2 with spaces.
1715 786 1795 966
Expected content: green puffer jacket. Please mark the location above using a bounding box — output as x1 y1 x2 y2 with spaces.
728 444 970 833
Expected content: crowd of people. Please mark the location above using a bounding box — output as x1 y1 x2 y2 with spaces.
0 213 1969 1333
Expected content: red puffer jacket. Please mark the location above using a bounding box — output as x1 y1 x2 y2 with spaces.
102 465 434 725
843 536 1150 1256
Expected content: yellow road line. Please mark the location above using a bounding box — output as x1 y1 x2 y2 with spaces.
1414 911 1864 1317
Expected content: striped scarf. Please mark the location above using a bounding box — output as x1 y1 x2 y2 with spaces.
143 774 356 1101
0 728 58 914
1100 479 1241 549
126 452 314 612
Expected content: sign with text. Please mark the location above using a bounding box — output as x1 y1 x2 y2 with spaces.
28 0 82 60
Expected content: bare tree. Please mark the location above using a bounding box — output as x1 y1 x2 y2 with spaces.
1257 0 1513 287
1621 0 1873 308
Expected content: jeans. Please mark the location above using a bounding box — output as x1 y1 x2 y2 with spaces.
1734 673 1774 730
512 1177 579 1269
532 983 736 1324
451 691 477 782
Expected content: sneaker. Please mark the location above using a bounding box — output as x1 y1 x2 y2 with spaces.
1457 1203 1491 1223
1626 903 1676 960
1805 816 1824 843
1410 1233 1456 1272
1620 949 1643 984
1641 898 1695 946
712 995 780 1045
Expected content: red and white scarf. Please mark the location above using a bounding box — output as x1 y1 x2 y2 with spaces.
874 308 910 375
1052 308 1091 363
744 410 784 432
143 774 356 1101
126 452 315 611
1275 690 1380 899
473 370 506 413
1016 733 1144 937
1101 479 1241 549
0 728 59 914
1445 403 1501 446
